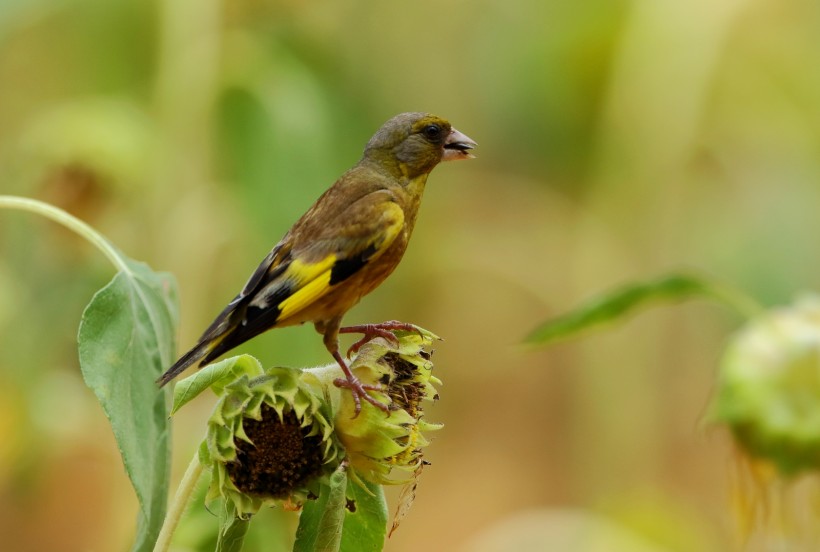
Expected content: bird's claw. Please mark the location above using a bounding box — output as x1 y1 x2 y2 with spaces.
345 328 400 357
341 321 420 358
334 376 389 417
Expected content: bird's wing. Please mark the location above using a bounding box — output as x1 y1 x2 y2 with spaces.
155 241 295 385
197 190 405 363
252 192 405 322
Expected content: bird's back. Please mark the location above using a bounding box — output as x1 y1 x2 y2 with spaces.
275 161 427 326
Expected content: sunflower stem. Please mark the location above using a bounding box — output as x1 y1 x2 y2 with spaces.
0 195 129 273
153 450 204 552
701 278 765 320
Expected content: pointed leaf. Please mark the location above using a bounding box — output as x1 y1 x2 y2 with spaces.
294 465 348 552
524 272 750 346
216 500 251 552
78 258 178 551
171 354 264 414
0 197 179 551
340 479 387 552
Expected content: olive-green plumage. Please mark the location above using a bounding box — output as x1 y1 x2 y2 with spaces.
157 112 476 412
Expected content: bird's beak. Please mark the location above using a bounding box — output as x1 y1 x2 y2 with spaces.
443 128 477 161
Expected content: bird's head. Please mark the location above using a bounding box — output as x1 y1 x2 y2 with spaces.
363 112 477 179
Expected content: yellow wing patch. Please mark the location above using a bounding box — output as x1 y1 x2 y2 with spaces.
277 256 337 320
276 201 405 322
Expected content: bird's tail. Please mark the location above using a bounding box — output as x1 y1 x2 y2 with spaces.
156 338 219 387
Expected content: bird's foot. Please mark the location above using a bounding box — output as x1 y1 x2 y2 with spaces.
340 320 420 357
333 375 389 417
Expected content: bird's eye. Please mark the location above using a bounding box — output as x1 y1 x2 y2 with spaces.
422 124 442 142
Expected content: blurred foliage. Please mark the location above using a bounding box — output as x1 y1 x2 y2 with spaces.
713 296 820 476
524 272 760 346
2 0 820 550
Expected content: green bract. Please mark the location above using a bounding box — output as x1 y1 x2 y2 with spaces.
713 295 820 475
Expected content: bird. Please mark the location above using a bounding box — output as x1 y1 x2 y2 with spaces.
157 112 476 414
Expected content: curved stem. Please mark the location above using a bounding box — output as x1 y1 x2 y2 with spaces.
0 195 129 273
153 450 204 552
704 279 766 321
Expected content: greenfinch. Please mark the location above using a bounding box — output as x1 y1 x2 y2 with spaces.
157 112 476 413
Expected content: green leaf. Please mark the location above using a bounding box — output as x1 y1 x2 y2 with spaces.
525 272 741 346
294 465 348 552
0 197 179 550
78 257 179 552
172 354 264 415
340 479 388 552
216 500 251 552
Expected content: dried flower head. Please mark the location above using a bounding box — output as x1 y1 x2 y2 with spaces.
304 327 442 486
173 356 342 518
171 325 443 531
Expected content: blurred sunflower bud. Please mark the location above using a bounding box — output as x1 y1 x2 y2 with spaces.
712 295 820 475
174 357 343 518
303 326 443 486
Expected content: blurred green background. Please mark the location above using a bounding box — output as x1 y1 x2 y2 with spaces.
2 0 820 550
